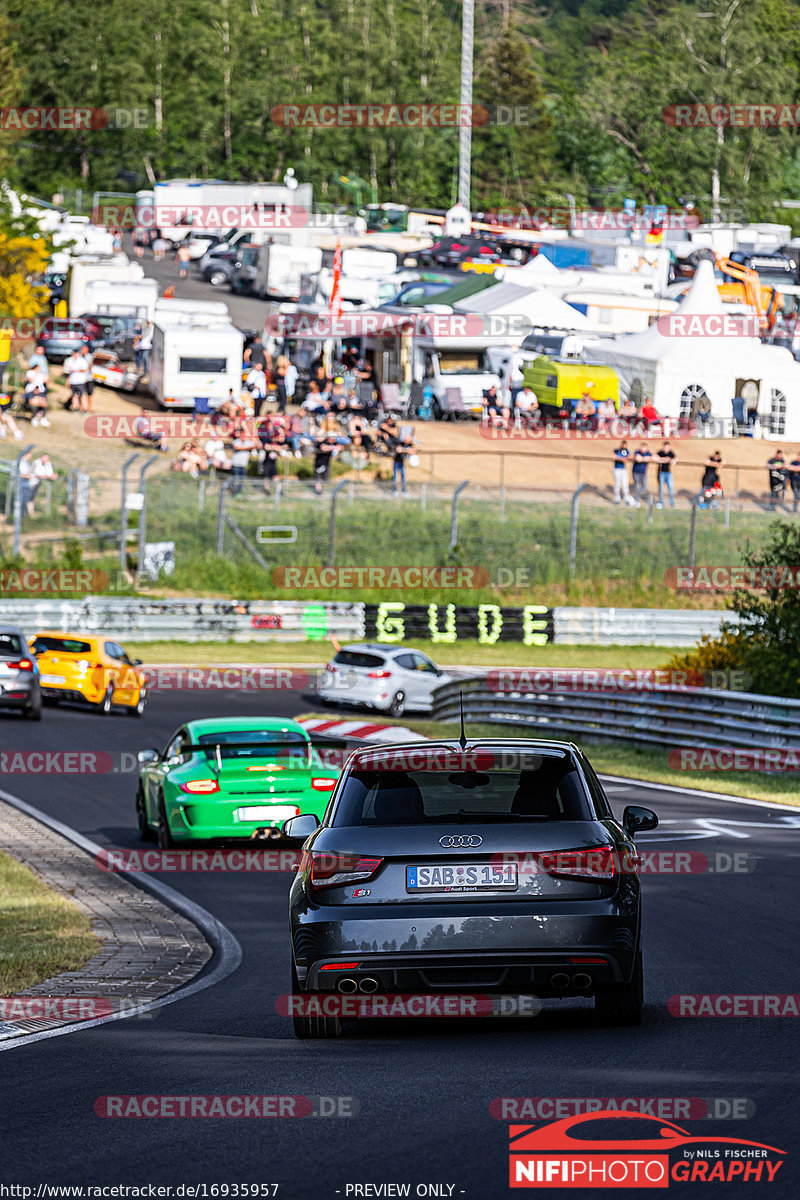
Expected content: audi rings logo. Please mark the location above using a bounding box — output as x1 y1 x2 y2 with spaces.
439 835 483 849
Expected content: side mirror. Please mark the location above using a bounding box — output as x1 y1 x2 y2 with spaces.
282 813 321 842
623 805 658 836
132 658 143 666
137 748 160 764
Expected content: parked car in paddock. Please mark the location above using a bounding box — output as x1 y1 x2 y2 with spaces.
90 349 140 392
283 737 658 1038
317 643 452 716
135 717 344 849
0 624 41 720
38 315 106 362
28 632 147 716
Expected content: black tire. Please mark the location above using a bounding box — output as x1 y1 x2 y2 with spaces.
96 684 114 715
136 786 155 842
24 700 42 721
594 951 643 1026
127 686 147 717
291 961 342 1039
156 795 175 849
388 690 406 717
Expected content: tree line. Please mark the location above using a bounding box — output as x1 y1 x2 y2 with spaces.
0 0 799 222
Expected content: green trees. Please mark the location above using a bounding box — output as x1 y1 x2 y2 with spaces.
668 522 800 699
1 0 799 219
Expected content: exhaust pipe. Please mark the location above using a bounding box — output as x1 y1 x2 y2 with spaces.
337 977 358 994
572 972 592 990
550 972 570 990
358 977 379 993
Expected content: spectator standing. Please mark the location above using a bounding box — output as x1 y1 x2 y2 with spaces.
80 346 95 413
245 364 268 416
789 449 800 512
613 439 635 505
655 441 677 508
766 449 788 507
284 358 298 408
175 243 191 279
701 449 725 493
29 453 57 508
230 431 255 494
313 430 337 495
392 426 417 497
274 357 289 414
152 235 168 262
17 449 34 515
632 442 653 502
63 350 87 412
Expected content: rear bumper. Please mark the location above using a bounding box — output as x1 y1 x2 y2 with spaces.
291 897 640 993
0 682 38 709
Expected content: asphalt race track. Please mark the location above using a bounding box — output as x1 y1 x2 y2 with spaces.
0 687 797 1195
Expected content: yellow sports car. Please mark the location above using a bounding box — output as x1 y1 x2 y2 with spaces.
29 631 148 716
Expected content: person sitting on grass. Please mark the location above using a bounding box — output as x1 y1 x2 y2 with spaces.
171 440 207 478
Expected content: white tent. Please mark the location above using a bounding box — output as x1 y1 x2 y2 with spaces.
452 280 592 336
584 260 800 439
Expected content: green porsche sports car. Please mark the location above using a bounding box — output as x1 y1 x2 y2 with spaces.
135 717 342 848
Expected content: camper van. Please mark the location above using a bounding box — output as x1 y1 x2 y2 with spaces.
523 356 619 420
231 242 323 300
66 256 145 317
82 279 159 322
149 313 243 409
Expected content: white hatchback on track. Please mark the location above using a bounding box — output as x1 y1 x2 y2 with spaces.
317 644 452 717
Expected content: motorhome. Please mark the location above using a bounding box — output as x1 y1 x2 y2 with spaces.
135 179 313 247
53 219 115 257
82 279 159 322
66 256 145 316
148 312 243 409
523 356 620 420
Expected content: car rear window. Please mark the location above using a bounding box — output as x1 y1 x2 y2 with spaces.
0 633 24 656
196 730 310 763
334 650 386 669
31 636 92 654
332 752 591 825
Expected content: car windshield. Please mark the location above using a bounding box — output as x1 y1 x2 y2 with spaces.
0 633 24 656
32 636 92 654
196 730 312 764
332 750 591 825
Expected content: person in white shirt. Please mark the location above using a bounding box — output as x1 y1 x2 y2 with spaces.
245 366 268 416
28 454 57 508
514 385 538 427
284 360 298 406
63 351 87 412
204 437 230 470
25 365 50 426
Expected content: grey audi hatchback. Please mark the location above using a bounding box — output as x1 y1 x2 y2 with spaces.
284 738 657 1038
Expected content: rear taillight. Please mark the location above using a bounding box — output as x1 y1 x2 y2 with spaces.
311 777 337 791
539 845 617 882
305 851 383 890
179 779 220 795
367 669 391 679
7 659 33 671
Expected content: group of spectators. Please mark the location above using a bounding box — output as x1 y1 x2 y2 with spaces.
482 384 666 434
612 439 678 507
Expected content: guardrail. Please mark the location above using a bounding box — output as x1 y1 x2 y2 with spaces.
0 598 365 643
553 607 733 646
431 677 800 752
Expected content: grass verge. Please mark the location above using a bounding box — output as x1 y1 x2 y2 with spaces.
296 712 800 808
127 640 680 669
0 851 99 994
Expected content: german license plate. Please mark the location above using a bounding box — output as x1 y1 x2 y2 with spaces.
40 674 65 686
406 862 518 892
237 805 298 822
